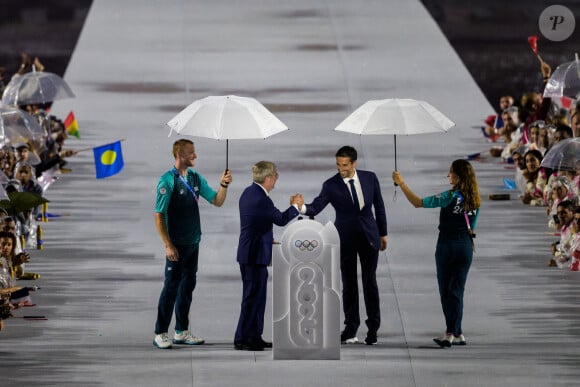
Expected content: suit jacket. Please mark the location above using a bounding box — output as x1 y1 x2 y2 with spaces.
237 183 299 265
305 170 387 251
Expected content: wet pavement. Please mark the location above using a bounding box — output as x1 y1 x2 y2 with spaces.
1 1 579 386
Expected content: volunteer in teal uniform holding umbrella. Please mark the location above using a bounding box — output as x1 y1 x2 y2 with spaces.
393 159 480 348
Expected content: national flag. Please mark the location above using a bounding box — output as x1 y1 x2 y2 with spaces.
64 111 80 138
561 96 573 109
93 141 124 179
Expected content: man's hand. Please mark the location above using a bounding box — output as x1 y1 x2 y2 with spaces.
221 169 232 187
380 236 388 251
291 193 304 207
165 244 179 262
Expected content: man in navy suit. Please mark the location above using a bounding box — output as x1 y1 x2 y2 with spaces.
234 161 303 351
303 146 388 345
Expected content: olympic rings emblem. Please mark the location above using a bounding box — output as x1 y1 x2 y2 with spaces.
294 239 319 251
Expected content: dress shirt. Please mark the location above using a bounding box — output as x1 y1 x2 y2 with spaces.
344 172 364 210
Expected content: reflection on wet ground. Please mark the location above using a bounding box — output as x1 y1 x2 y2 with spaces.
157 102 348 114
271 10 326 18
96 82 185 94
265 103 348 113
297 44 365 51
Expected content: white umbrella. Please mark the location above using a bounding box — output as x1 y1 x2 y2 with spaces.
543 54 580 99
334 98 455 169
167 95 288 169
2 69 75 106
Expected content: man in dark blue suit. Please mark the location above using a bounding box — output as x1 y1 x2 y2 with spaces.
234 161 303 351
303 146 388 345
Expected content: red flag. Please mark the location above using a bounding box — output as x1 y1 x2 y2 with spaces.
528 35 538 56
561 96 573 109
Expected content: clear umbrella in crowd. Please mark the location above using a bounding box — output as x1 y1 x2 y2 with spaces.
167 95 288 170
0 103 45 153
1 67 75 106
543 53 580 100
541 137 580 171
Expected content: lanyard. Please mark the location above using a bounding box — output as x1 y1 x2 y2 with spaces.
456 190 475 235
173 168 198 202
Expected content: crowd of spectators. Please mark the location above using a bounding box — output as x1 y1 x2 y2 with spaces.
0 53 77 331
482 58 580 271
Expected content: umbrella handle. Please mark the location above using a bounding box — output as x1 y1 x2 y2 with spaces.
226 139 229 171
393 134 398 186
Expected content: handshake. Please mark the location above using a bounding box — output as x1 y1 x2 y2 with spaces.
290 193 304 208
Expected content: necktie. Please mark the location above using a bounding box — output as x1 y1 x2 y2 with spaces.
349 179 360 210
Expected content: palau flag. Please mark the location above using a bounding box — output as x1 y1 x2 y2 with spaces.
64 111 80 138
93 141 124 179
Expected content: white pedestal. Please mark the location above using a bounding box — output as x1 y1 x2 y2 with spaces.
272 219 341 360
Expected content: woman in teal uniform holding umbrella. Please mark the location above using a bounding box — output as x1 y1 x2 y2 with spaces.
392 159 480 348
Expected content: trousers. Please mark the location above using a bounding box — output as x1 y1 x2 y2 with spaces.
435 234 473 336
340 230 380 336
155 243 199 334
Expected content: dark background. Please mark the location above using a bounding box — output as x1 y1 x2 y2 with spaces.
0 0 91 87
421 0 580 109
1 0 579 111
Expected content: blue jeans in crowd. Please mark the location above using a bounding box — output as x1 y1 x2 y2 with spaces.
155 243 199 334
434 234 473 336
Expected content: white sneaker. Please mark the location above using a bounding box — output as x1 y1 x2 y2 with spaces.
452 334 466 346
153 333 172 349
173 330 205 345
344 336 359 344
433 333 453 348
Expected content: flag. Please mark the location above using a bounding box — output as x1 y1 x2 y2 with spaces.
93 141 124 179
527 35 538 56
561 96 573 109
64 111 80 138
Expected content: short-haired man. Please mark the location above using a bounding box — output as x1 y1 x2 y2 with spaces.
302 146 388 345
153 139 232 349
234 161 303 351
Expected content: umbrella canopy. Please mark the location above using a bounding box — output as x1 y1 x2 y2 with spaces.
540 137 580 171
167 95 288 168
543 54 580 99
334 98 455 168
167 95 287 139
0 103 46 149
2 70 75 106
0 191 49 217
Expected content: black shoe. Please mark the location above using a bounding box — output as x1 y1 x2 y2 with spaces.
235 343 264 351
365 332 378 345
256 337 272 348
245 341 265 351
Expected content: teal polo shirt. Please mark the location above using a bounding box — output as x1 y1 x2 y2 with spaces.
155 168 217 245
